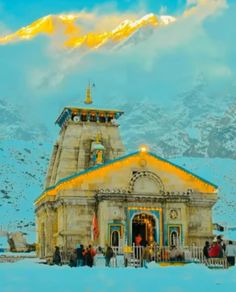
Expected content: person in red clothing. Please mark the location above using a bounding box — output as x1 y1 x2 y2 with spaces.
134 234 143 260
135 234 142 246
208 239 221 258
84 245 96 267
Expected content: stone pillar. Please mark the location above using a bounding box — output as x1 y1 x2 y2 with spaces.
45 206 56 258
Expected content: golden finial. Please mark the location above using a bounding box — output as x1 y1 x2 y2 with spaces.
84 82 93 104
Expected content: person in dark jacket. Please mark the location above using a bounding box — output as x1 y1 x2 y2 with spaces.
105 246 114 267
217 235 225 257
203 241 210 259
76 244 85 267
53 246 62 265
69 249 77 267
84 245 95 267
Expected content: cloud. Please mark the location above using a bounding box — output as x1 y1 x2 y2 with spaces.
183 0 228 19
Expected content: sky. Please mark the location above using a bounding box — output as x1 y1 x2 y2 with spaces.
0 0 186 25
0 0 236 136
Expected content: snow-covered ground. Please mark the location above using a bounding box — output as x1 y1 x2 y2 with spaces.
0 258 236 292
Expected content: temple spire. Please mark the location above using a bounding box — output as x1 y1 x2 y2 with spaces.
84 82 93 104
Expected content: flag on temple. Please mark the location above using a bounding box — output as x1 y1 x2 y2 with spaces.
92 212 99 240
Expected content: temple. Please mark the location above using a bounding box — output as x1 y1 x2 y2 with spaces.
35 86 218 259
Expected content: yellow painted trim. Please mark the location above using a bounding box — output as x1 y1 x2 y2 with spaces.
159 262 187 267
35 151 217 206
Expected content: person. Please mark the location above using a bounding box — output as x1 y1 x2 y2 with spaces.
90 245 96 257
135 234 142 246
217 235 225 257
76 244 85 267
142 243 151 268
84 247 91 267
85 245 96 267
94 246 104 267
153 242 160 262
105 245 114 267
134 234 143 260
203 241 210 259
225 241 236 266
53 246 62 265
69 249 77 267
97 246 104 254
208 238 220 258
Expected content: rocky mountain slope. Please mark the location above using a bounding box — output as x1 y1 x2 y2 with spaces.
0 140 50 242
0 99 50 141
1 68 236 159
119 80 236 159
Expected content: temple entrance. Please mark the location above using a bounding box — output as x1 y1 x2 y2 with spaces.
132 213 156 245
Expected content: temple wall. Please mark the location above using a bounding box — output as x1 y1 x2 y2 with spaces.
44 143 58 188
187 205 214 246
36 193 216 258
36 208 56 259
56 203 94 251
164 202 188 246
98 201 126 247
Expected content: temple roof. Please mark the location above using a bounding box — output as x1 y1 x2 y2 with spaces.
35 151 218 205
55 106 124 127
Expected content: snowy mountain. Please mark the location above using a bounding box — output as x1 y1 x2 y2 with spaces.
2 75 236 160
0 99 50 141
0 140 50 241
119 80 236 159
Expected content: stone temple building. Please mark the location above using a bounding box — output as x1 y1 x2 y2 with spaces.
35 87 218 259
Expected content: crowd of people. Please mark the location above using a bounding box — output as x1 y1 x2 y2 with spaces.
52 244 114 268
203 235 236 266
51 234 236 268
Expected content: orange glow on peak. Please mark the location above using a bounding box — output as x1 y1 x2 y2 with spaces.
0 13 175 49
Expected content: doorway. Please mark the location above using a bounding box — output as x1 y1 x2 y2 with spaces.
132 213 156 245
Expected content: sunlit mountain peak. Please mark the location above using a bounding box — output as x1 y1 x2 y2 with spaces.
0 12 176 49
